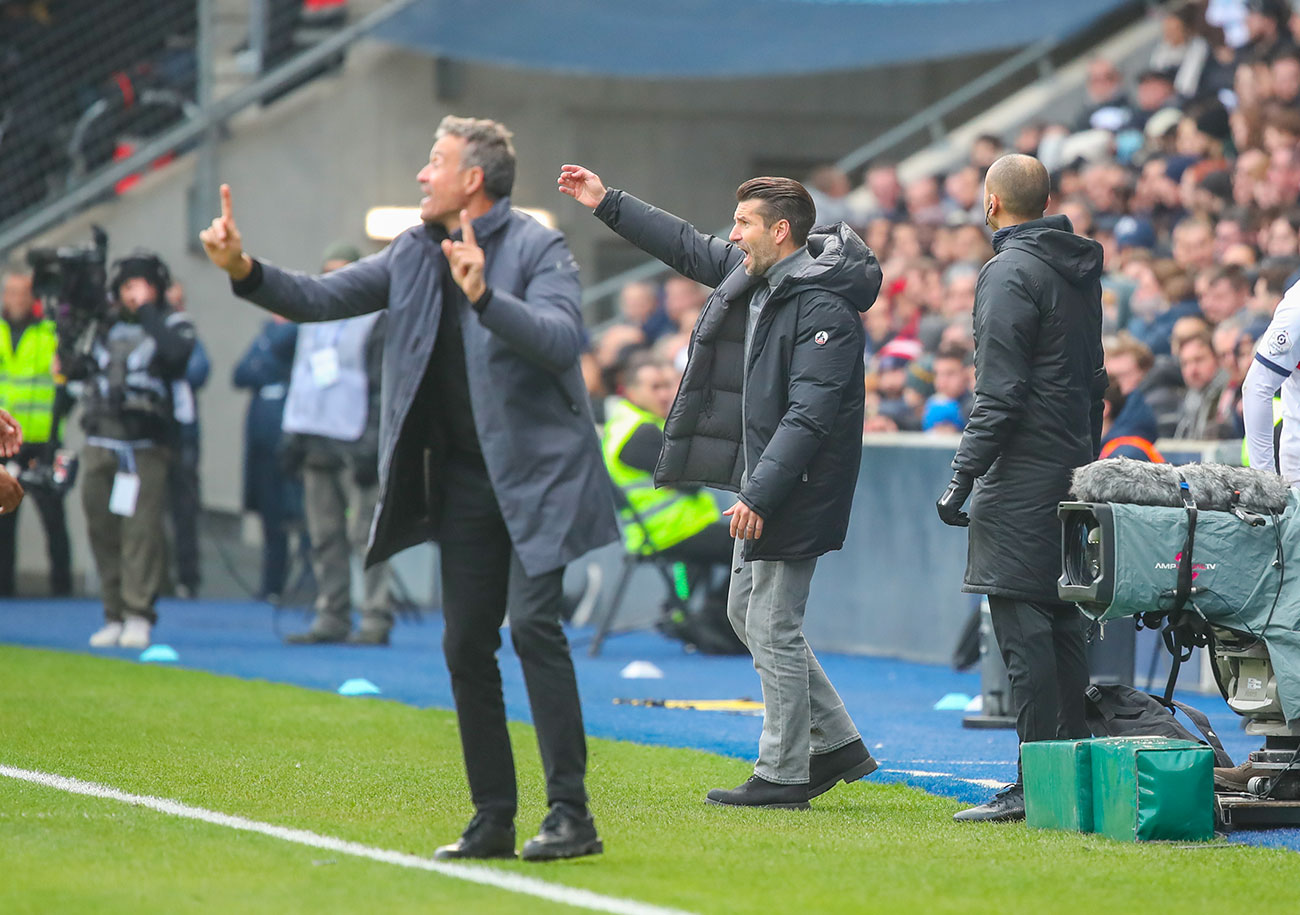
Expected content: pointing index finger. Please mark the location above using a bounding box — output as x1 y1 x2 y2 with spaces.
460 210 476 248
220 184 234 223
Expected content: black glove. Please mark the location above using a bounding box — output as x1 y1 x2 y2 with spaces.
936 471 974 527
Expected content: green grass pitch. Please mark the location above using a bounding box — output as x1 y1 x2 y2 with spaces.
1 645 1296 914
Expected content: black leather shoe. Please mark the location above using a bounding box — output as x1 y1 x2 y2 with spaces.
706 774 810 810
434 813 516 860
284 629 348 645
809 739 878 799
953 784 1025 822
520 804 603 861
345 628 390 646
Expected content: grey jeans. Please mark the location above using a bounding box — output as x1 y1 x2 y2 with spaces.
302 464 392 635
727 538 860 784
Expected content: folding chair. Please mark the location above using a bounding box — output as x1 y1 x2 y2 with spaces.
587 481 691 657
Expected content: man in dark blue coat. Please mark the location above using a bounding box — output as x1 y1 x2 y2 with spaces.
560 165 882 809
232 316 301 600
201 117 617 862
936 154 1107 823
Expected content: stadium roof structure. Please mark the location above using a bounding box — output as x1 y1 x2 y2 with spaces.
369 0 1134 78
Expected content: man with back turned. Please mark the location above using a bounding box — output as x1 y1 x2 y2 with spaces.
936 154 1107 822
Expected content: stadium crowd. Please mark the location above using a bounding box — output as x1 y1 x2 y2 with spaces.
584 0 1300 458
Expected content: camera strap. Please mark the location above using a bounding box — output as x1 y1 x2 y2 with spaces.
1161 472 1199 702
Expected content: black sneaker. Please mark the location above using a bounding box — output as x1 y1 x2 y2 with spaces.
706 774 810 810
434 813 516 860
808 739 878 799
953 784 1025 822
520 804 603 861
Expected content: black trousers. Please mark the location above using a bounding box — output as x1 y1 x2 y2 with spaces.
438 459 587 820
988 595 1089 780
0 482 71 596
167 436 202 591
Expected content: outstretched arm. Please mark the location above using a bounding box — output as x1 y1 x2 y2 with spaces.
558 164 742 288
200 184 389 322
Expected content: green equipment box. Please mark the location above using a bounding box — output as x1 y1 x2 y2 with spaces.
1023 739 1094 832
1090 737 1215 843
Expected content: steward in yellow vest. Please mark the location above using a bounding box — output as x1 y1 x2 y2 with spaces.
0 296 58 444
0 271 71 597
600 358 722 556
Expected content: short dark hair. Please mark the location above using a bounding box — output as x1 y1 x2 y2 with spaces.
1207 264 1250 293
985 154 1050 219
435 116 516 200
736 177 816 246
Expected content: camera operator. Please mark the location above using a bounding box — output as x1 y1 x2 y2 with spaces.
0 269 71 595
61 251 195 649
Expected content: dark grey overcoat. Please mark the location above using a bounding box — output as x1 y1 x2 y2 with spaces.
232 197 619 576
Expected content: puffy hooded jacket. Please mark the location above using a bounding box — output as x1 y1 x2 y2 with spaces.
953 214 1107 602
594 189 882 561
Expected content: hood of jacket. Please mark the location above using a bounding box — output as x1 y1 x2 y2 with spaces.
993 214 1104 288
783 221 882 313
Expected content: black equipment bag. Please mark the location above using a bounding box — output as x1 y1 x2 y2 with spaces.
1084 683 1234 769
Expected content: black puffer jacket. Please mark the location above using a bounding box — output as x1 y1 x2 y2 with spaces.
953 215 1106 602
594 189 882 561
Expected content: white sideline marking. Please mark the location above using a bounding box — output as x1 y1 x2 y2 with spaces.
883 768 1005 791
0 765 696 915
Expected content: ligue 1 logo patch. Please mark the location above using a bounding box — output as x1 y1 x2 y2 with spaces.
814 330 829 346
1268 329 1291 356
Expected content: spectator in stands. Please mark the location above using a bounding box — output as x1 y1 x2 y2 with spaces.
232 315 302 603
1240 0 1296 64
278 244 393 646
1150 5 1213 99
1216 322 1250 432
922 346 973 433
614 280 672 344
1271 49 1300 106
1200 263 1253 327
1103 333 1174 449
943 166 984 222
0 269 70 596
163 282 208 598
970 133 1004 171
1077 57 1135 132
66 250 195 650
867 338 923 432
904 174 952 226
1133 70 1181 130
1172 217 1218 272
807 164 856 225
1099 380 1164 462
1173 329 1230 438
848 161 905 221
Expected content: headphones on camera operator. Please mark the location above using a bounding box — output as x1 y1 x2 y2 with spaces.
108 249 172 307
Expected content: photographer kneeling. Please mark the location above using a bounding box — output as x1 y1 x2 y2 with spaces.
61 252 196 648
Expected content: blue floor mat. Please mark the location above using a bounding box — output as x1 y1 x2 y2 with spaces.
3 597 1296 851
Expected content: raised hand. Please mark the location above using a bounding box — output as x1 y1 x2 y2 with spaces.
0 407 22 458
557 165 608 210
440 209 486 303
199 184 252 280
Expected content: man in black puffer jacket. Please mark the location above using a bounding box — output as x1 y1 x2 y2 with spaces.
561 166 882 809
936 154 1107 823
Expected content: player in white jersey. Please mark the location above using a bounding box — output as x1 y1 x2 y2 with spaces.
1243 280 1300 486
